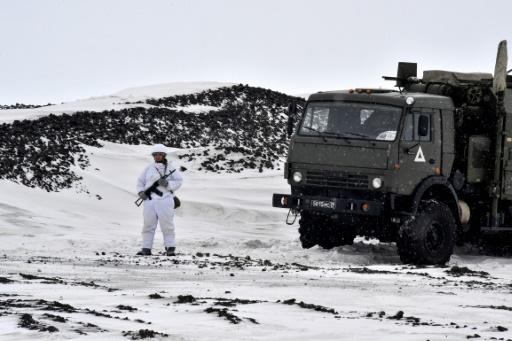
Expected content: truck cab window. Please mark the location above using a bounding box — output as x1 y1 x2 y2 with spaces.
304 107 329 132
402 110 431 142
299 102 402 141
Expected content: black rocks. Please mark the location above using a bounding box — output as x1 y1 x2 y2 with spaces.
18 313 38 329
116 305 138 312
18 313 59 333
0 103 51 110
20 273 64 284
122 329 169 340
204 307 242 324
175 295 196 304
346 267 396 275
0 277 13 283
212 297 260 308
468 305 512 311
18 273 115 291
279 298 338 315
148 293 163 299
38 300 77 313
0 84 305 192
387 310 404 320
42 313 67 323
446 266 490 278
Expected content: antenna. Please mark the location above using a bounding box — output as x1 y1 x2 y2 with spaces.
493 40 508 94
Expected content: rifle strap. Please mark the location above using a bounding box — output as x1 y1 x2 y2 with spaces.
154 164 166 178
155 164 176 179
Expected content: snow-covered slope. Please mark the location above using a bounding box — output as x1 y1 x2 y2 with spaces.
114 81 235 101
0 82 234 123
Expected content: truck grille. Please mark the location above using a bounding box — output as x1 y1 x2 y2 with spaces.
305 170 369 189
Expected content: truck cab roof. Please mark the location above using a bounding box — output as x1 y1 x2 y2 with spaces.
308 90 455 110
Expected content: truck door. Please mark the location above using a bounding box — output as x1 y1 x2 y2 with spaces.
397 108 442 194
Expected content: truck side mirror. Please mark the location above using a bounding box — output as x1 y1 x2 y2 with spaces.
287 103 298 138
418 115 429 137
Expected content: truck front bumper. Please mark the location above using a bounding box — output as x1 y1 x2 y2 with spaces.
272 193 382 216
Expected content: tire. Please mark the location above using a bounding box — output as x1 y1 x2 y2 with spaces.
317 228 356 249
317 233 338 249
298 213 318 249
397 201 456 265
299 212 355 249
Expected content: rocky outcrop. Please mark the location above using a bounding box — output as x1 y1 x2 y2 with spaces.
0 84 304 191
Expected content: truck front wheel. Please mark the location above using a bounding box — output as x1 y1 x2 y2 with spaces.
299 212 356 249
397 201 456 265
298 212 318 248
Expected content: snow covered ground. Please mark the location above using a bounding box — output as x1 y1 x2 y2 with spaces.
1 141 512 341
1 82 512 340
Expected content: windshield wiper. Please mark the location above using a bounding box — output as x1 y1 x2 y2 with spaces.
338 132 371 139
302 127 355 144
301 126 328 142
322 131 353 144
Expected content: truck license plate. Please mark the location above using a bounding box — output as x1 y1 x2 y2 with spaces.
311 200 336 209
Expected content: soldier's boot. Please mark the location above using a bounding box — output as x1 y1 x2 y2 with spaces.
136 248 152 256
165 247 176 256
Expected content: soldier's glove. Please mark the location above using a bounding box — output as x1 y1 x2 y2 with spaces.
138 191 148 200
158 178 169 187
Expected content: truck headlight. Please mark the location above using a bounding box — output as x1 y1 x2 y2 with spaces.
372 177 383 189
292 171 303 183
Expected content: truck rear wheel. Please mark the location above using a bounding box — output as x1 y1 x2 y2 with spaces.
397 201 456 265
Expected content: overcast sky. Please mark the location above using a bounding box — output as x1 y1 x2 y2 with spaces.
1 0 511 104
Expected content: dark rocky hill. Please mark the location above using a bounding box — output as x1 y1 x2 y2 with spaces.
0 103 52 110
0 84 304 191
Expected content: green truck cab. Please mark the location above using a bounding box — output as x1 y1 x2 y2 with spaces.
273 41 512 265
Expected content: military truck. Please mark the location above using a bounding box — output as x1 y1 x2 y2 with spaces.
273 41 512 265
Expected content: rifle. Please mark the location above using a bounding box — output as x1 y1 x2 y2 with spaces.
134 180 163 207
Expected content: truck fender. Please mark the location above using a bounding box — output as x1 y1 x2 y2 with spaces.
411 176 460 224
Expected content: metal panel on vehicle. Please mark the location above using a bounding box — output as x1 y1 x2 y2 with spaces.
306 170 369 189
291 142 388 169
467 136 491 183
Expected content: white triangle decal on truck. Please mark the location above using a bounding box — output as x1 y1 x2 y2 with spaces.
414 146 426 162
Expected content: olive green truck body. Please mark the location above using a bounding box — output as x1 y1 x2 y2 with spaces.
273 41 512 264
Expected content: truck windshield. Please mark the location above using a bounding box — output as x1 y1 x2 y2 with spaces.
299 102 403 141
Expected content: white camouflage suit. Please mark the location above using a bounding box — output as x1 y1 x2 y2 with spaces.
136 161 183 249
